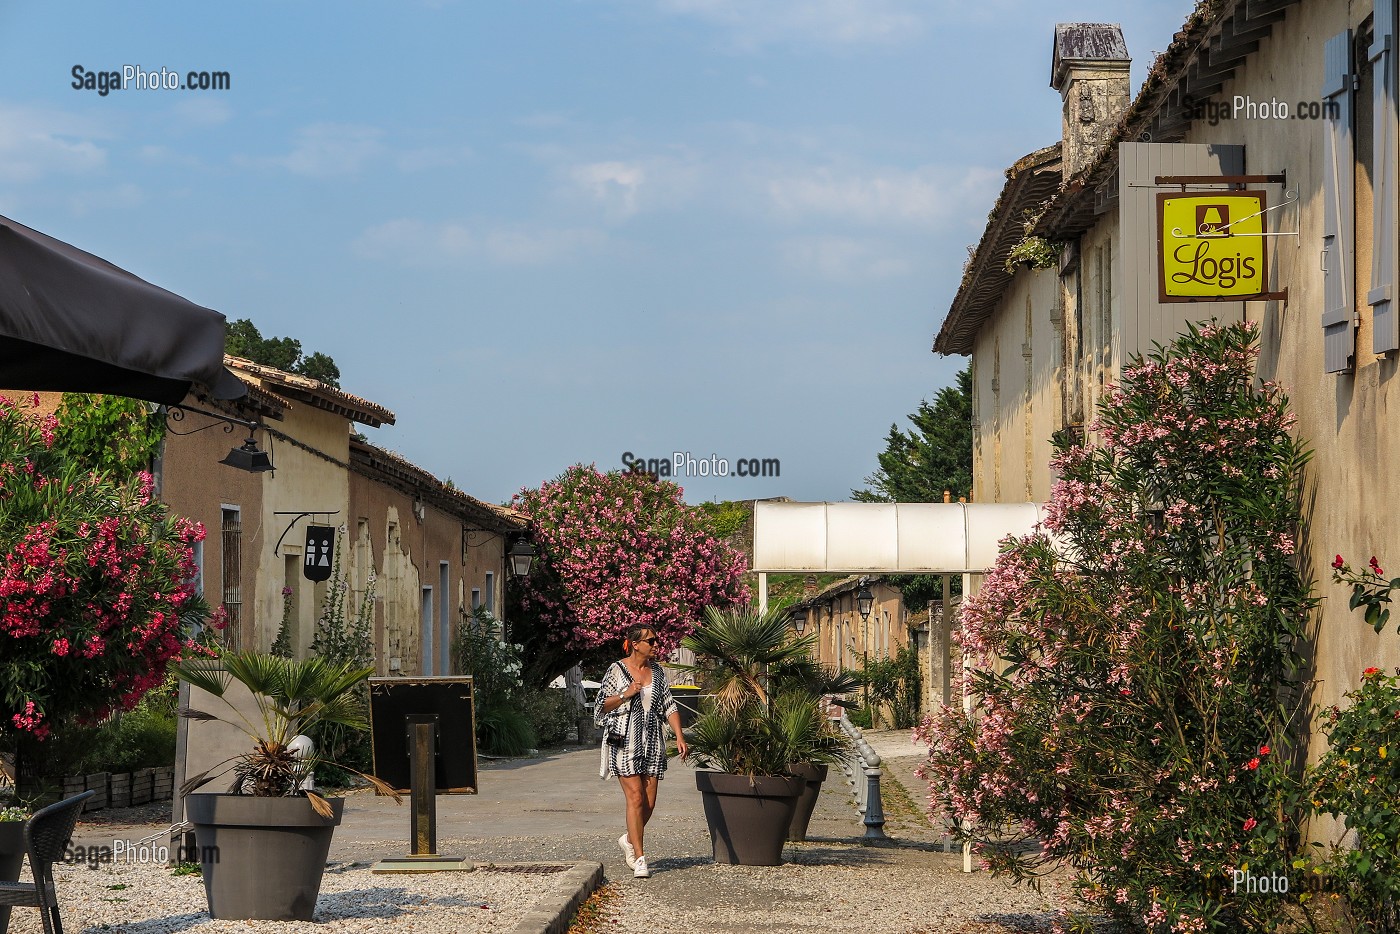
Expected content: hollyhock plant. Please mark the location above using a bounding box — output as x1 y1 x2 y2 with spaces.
1311 556 1400 932
0 394 208 752
507 464 749 687
918 322 1313 932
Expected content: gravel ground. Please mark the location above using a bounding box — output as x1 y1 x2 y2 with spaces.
3 860 566 933
22 739 1103 934
578 834 1080 934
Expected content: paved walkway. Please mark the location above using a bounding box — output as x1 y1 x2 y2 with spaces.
70 731 1073 933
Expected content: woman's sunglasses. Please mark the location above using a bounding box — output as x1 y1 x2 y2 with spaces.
632 637 658 645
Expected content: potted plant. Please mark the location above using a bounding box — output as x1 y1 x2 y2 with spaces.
172 651 398 922
0 801 27 934
678 606 849 864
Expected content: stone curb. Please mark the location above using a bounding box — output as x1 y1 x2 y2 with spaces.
507 860 604 934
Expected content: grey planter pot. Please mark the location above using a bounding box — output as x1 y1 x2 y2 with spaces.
695 770 805 866
786 762 829 842
0 822 22 934
186 793 344 921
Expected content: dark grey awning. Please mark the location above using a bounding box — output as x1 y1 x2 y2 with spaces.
0 215 246 405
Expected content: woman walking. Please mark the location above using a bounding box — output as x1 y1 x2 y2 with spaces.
594 625 688 878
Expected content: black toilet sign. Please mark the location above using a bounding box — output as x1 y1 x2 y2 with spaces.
304 525 335 582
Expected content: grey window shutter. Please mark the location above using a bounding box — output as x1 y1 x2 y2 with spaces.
1372 1 1399 354
1323 30 1357 374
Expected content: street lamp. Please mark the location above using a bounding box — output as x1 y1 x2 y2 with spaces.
219 433 274 472
856 581 874 621
507 539 537 578
791 608 807 635
167 404 274 473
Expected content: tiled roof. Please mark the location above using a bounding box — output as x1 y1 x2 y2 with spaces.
349 436 525 533
224 356 396 427
935 143 1062 356
1034 0 1298 240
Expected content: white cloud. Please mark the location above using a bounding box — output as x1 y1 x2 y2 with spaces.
259 123 386 176
395 145 473 172
654 0 925 48
766 164 1001 227
170 97 232 128
68 183 145 215
778 235 912 281
570 161 646 216
353 219 608 267
137 145 201 169
244 124 470 177
0 104 107 183
561 153 702 220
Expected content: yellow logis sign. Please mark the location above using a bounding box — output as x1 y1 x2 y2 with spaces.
1157 191 1269 301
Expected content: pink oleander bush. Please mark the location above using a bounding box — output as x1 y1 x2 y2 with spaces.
0 394 206 746
917 322 1314 933
508 464 749 687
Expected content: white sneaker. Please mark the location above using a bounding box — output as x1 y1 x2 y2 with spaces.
633 855 650 878
618 833 636 869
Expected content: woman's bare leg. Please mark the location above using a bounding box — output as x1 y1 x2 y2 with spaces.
619 776 647 857
640 776 659 827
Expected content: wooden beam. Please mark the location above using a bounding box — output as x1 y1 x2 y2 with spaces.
1208 37 1258 70
1217 14 1275 51
1245 0 1300 20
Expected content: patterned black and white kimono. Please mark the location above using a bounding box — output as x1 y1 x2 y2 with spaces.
594 660 679 779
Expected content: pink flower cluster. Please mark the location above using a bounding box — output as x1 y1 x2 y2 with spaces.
512 465 749 656
0 397 204 738
919 322 1310 931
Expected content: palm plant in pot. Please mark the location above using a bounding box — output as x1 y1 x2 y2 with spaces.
678 606 851 864
0 801 27 934
172 651 399 922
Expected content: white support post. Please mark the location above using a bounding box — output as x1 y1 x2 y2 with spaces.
962 571 974 873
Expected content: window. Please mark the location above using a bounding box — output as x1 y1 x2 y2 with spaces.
1370 2 1398 353
484 572 495 614
221 507 241 650
1322 28 1358 373
283 554 300 655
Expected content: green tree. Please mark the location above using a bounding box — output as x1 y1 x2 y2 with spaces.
853 367 971 503
51 394 166 478
224 318 341 388
853 367 972 609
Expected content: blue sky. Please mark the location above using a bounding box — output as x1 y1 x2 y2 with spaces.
0 0 1186 505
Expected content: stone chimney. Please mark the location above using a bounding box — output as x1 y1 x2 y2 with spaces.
803 574 819 599
1050 23 1131 178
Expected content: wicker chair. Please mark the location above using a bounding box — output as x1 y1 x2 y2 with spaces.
0 790 95 934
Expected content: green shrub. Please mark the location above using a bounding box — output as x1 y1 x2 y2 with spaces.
858 645 922 729
1311 558 1400 932
847 706 872 729
41 681 179 777
520 689 581 747
477 704 536 756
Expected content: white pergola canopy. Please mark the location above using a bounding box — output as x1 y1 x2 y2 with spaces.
752 501 1047 575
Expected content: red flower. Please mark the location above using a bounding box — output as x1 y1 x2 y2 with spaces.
1258 745 1270 756
1333 554 1346 570
1371 556 1385 576
1245 757 1260 770
1364 667 1382 679
1242 817 1258 832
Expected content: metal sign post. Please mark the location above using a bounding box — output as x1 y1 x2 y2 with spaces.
368 677 476 873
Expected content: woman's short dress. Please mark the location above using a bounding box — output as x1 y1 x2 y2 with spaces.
594 660 678 779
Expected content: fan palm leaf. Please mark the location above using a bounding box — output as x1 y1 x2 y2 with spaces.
171 651 388 800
